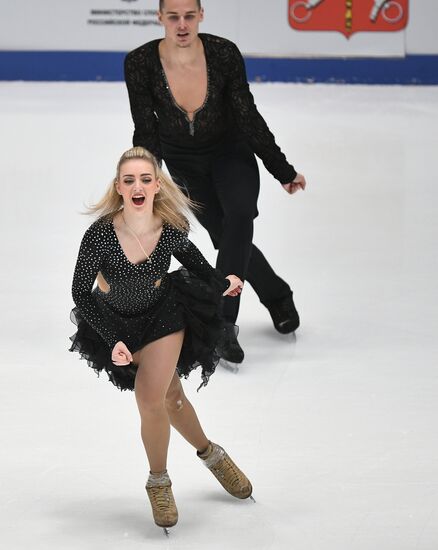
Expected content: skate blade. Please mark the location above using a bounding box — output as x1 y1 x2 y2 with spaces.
219 359 240 374
249 495 256 503
287 332 297 343
280 331 297 343
163 527 170 537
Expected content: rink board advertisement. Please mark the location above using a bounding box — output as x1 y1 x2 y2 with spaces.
289 0 409 38
0 0 437 82
0 0 426 55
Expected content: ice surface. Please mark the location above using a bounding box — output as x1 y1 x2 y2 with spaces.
0 81 437 550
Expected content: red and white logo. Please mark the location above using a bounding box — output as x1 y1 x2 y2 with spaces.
289 0 409 38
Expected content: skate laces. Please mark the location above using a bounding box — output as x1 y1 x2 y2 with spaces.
147 485 175 513
201 443 247 490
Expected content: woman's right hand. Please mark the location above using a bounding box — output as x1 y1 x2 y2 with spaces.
111 341 133 366
223 275 244 297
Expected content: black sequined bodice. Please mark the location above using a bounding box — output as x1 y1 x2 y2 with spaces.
71 217 227 349
124 33 297 184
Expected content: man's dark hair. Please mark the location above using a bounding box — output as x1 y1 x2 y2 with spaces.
159 0 201 11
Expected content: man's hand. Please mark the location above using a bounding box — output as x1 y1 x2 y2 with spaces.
224 275 244 297
282 173 307 194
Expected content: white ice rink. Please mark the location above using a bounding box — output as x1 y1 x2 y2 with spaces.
0 81 437 550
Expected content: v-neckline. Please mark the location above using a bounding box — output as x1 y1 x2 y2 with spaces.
158 35 210 125
111 219 165 267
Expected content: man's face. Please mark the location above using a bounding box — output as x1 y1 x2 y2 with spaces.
158 0 204 48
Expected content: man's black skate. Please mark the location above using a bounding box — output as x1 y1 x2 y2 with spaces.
216 322 244 364
267 293 300 334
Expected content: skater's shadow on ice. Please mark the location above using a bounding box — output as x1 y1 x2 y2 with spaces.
250 325 297 344
242 325 297 365
199 490 251 505
50 497 162 540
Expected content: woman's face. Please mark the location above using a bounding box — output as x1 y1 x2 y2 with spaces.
158 0 204 48
116 159 160 211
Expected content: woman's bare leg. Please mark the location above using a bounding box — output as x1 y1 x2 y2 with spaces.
134 331 252 503
165 372 209 452
165 372 252 500
133 330 184 473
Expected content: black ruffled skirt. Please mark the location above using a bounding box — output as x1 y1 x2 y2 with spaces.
69 270 225 391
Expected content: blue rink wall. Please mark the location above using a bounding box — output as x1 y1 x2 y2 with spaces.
0 51 437 84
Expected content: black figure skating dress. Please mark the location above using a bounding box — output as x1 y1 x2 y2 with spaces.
69 217 229 391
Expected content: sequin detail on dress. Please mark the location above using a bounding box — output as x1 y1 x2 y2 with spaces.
69 217 230 391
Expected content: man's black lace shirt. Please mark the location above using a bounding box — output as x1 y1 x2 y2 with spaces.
125 33 297 184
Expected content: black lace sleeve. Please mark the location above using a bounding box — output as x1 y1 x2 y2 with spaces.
225 42 297 184
71 224 119 349
124 50 163 163
172 232 230 294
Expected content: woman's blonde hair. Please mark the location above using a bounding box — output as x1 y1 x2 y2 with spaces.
88 147 196 232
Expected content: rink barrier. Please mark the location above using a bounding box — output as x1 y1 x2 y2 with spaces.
0 51 437 84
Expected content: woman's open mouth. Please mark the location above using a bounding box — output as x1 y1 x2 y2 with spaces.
132 195 145 206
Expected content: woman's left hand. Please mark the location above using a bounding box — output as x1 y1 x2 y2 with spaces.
224 275 244 297
111 341 133 366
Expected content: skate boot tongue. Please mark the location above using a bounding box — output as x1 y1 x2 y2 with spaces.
198 442 225 468
146 470 171 487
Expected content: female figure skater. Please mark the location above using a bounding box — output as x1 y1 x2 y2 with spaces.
69 147 252 534
124 0 307 364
